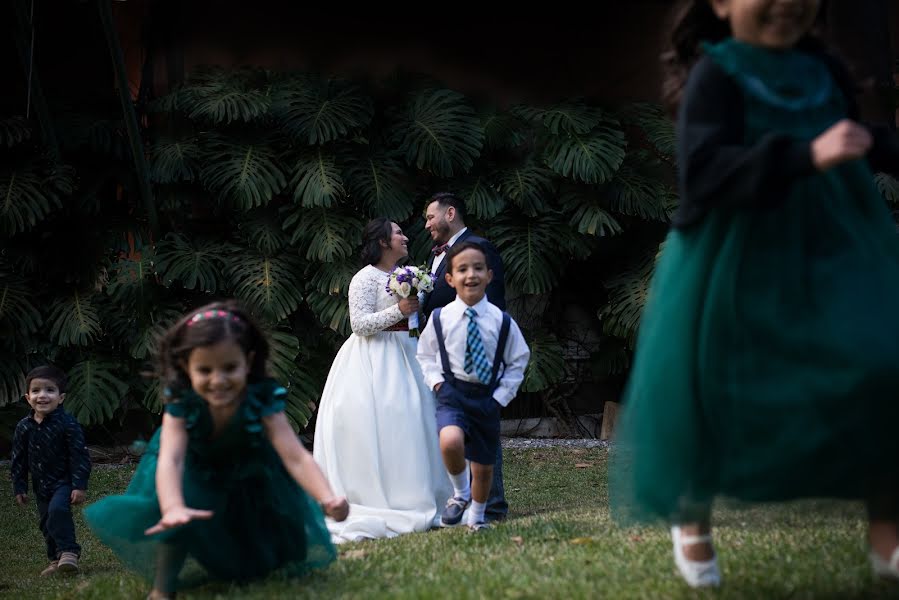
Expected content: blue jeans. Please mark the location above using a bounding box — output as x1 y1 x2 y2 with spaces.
486 444 508 521
37 485 80 560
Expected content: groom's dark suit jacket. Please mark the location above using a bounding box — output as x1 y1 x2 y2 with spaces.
421 229 506 319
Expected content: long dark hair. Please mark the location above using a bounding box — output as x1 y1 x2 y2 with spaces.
662 0 830 113
155 300 269 400
360 217 393 266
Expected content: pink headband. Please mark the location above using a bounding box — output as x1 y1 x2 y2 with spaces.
186 309 241 327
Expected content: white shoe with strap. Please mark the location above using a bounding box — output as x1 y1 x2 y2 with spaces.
870 545 899 580
671 526 721 588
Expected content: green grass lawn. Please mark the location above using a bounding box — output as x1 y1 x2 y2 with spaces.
2 447 898 599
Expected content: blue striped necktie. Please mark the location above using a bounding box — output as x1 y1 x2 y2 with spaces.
464 307 491 384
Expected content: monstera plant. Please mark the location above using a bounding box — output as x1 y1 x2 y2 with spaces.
2 61 684 434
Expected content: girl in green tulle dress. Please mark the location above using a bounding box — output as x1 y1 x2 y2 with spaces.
85 301 348 599
610 0 899 589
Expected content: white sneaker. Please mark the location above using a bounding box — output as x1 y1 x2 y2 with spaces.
671 526 721 588
870 545 899 580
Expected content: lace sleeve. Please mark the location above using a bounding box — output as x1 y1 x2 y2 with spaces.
348 268 404 337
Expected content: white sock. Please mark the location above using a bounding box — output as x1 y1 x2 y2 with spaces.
448 464 471 500
468 500 487 526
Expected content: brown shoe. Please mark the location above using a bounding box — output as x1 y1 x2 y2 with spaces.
40 561 59 576
57 552 79 574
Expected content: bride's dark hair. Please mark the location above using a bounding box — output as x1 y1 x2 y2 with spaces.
360 217 394 265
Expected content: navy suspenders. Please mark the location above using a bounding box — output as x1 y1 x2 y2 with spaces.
432 307 512 392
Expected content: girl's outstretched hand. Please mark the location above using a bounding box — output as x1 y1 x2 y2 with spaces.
321 496 350 522
811 119 873 171
145 506 214 535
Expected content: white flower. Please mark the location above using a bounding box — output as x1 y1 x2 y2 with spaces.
398 281 412 297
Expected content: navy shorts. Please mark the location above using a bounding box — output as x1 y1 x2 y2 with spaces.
435 380 501 465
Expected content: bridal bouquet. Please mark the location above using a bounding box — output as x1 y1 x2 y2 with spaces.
386 265 435 337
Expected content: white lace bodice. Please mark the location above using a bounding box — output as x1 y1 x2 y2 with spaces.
348 265 405 337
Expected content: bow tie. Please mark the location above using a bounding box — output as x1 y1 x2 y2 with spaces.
431 243 450 256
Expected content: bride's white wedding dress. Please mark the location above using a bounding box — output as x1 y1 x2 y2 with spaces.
313 264 451 543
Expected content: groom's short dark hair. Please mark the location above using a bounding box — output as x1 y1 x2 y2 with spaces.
427 192 466 223
445 241 488 274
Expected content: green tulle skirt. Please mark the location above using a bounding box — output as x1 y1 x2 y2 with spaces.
84 427 336 587
611 162 899 523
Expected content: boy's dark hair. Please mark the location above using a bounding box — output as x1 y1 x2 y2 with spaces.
426 192 467 223
662 0 830 113
360 217 394 266
156 300 269 401
25 365 69 394
446 241 489 274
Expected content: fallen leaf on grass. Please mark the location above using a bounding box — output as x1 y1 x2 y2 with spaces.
342 549 367 559
569 537 596 545
510 536 524 546
574 463 592 468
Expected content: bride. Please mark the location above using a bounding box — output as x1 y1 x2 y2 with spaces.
313 217 451 543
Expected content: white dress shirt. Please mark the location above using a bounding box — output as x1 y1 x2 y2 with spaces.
431 227 468 275
416 295 530 407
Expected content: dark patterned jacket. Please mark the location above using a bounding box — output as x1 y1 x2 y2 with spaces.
11 407 91 500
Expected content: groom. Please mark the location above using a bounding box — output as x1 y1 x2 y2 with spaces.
421 192 508 522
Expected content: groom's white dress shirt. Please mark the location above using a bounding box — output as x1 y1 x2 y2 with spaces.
431 227 468 275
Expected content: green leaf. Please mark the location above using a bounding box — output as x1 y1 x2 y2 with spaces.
460 175 505 220
139 379 164 414
489 215 577 294
600 249 657 348
149 137 201 184
0 165 64 235
103 303 181 360
404 218 435 266
128 317 174 360
607 163 673 222
591 339 631 377
106 248 157 309
495 162 555 217
0 351 30 408
305 289 351 336
0 272 42 336
156 234 230 292
392 89 484 177
287 149 346 208
147 86 192 114
272 78 374 145
512 100 602 135
875 172 899 206
228 253 305 323
284 207 362 263
344 154 414 221
65 359 129 425
55 109 128 158
481 110 526 151
543 116 627 184
560 189 623 237
237 212 290 255
47 291 103 347
618 103 676 158
182 66 271 124
307 259 357 296
0 116 31 147
268 331 322 430
200 134 286 210
521 332 566 393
